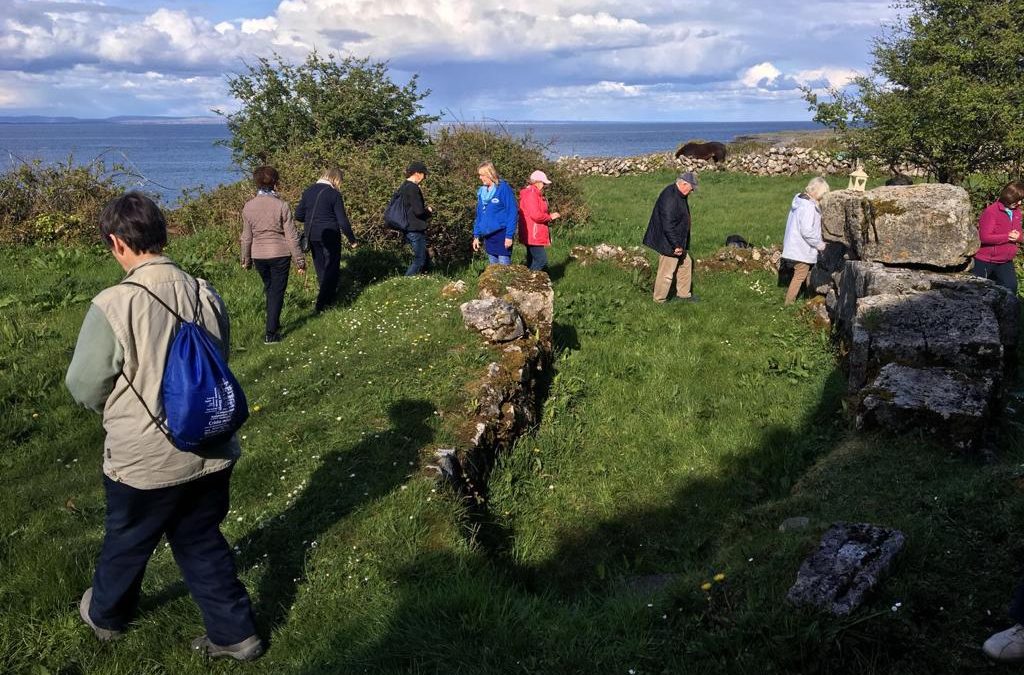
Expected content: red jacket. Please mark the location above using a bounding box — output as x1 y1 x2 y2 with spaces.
976 201 1022 264
518 185 553 246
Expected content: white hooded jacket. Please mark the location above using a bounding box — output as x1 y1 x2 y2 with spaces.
781 193 825 264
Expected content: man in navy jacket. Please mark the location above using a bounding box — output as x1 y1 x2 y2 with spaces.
643 171 698 303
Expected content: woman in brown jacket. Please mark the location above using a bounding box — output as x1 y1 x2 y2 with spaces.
241 166 306 343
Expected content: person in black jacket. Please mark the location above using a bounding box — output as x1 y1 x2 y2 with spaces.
643 171 698 303
399 161 433 275
294 167 358 313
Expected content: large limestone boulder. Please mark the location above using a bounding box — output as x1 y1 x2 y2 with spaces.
834 262 1018 392
820 184 977 268
858 364 994 446
460 298 525 342
845 287 1009 392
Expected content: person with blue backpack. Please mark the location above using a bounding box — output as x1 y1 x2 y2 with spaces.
472 161 518 265
65 193 262 662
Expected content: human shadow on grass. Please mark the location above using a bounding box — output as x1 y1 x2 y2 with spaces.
232 398 435 638
291 370 890 674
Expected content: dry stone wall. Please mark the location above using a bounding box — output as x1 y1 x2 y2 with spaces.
432 265 554 503
556 147 927 178
810 184 1019 448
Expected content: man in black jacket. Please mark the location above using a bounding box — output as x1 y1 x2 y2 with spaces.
643 171 698 303
399 161 433 276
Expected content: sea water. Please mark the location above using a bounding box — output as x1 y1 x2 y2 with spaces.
0 120 822 203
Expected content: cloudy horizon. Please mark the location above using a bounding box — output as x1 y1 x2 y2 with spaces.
1 0 899 122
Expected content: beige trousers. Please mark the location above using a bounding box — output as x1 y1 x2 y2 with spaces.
653 253 693 302
784 262 812 304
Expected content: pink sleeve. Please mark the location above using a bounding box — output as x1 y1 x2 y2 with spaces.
978 207 1009 245
521 189 551 224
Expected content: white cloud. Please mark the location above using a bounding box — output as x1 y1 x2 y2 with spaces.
0 0 900 118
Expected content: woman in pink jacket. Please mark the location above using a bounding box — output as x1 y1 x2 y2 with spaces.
518 170 561 271
973 181 1023 293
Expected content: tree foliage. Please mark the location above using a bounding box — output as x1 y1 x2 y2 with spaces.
804 0 1024 184
217 52 438 167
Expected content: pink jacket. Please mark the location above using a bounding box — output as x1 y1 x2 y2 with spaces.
518 185 553 246
976 201 1022 264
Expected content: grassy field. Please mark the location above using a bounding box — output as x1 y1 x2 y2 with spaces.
2 171 1023 674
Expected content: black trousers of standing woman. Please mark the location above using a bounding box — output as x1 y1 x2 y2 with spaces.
311 229 342 312
253 256 290 338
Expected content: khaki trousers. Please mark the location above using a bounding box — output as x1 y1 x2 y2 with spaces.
784 262 812 304
653 253 693 302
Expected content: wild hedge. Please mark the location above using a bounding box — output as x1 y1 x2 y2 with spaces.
170 126 590 267
0 159 123 246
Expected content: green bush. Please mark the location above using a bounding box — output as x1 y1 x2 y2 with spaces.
169 127 590 268
0 159 123 246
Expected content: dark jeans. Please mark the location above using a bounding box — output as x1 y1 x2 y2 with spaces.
311 229 342 311
253 256 290 336
973 258 1018 294
89 467 256 645
405 230 431 276
525 245 548 271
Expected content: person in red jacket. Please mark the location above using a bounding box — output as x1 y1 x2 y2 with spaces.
973 181 1023 293
518 170 561 271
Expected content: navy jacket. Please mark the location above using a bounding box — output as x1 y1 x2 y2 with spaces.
295 183 356 244
398 180 432 232
642 183 691 257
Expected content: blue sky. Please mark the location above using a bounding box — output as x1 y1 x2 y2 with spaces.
0 0 899 121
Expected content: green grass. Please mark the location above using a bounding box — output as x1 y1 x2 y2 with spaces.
1 171 1022 674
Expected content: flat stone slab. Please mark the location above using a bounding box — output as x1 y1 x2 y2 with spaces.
787 522 905 616
857 364 994 446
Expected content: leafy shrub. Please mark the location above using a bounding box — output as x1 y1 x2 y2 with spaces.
0 158 124 246
218 52 437 167
168 127 590 268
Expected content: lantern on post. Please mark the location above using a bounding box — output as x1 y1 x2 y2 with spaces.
848 163 868 192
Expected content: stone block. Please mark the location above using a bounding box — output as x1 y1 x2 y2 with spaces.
857 364 994 445
834 261 1018 390
820 184 977 268
787 522 905 616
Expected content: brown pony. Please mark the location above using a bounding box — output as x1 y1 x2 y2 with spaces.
675 141 727 163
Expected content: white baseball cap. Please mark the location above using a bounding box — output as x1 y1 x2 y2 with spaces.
529 170 552 185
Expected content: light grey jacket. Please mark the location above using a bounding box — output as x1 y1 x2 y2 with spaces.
66 257 239 489
781 193 826 264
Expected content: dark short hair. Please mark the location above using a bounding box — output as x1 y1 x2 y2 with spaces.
253 166 279 189
99 192 167 253
405 160 428 178
999 181 1024 207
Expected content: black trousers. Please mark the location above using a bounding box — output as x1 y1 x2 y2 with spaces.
311 230 342 312
88 467 256 645
253 256 290 336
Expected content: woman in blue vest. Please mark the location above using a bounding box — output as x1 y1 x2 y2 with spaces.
471 161 518 265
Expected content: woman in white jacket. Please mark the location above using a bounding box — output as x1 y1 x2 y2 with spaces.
781 176 831 304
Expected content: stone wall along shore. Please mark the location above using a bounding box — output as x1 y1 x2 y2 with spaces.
556 146 926 179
